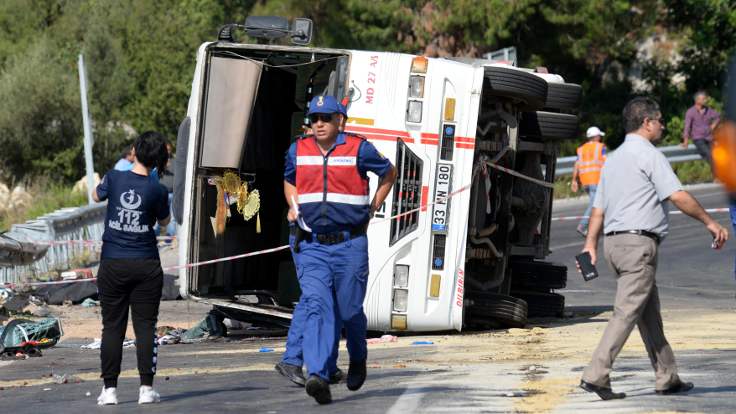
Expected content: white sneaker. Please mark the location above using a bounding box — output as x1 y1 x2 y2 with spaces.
97 387 118 405
138 385 161 404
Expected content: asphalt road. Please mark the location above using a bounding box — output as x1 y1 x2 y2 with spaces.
551 184 736 310
2 185 735 413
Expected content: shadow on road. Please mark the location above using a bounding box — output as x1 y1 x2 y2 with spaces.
335 385 471 404
162 385 267 403
526 305 613 328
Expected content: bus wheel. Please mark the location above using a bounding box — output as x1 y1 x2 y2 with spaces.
510 260 567 290
544 82 582 111
483 66 547 110
511 290 565 318
519 111 580 141
466 292 528 329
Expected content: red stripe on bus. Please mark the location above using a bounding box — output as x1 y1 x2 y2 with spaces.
456 143 475 149
421 133 439 139
363 134 415 144
421 186 429 211
455 136 475 143
421 139 439 145
345 126 411 137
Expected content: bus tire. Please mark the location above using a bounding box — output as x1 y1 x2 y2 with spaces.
545 82 582 111
510 260 567 290
466 292 528 329
520 111 579 141
484 66 547 110
511 291 565 318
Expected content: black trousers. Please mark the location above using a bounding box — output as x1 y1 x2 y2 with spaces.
97 258 163 388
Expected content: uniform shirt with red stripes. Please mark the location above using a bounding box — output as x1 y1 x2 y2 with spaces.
284 132 393 233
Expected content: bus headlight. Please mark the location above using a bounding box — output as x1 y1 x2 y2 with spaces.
393 289 408 312
409 76 425 98
407 100 422 123
393 265 409 288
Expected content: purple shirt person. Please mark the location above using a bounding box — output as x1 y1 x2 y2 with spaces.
682 91 720 165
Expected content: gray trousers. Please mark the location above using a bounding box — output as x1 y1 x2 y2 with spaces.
693 139 712 166
582 234 680 390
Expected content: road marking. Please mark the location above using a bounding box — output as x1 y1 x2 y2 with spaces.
386 386 424 414
550 241 585 251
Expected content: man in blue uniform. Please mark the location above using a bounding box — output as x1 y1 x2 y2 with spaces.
282 96 396 404
275 105 350 388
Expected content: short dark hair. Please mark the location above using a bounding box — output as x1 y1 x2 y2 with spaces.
133 131 169 171
622 97 660 133
120 145 133 159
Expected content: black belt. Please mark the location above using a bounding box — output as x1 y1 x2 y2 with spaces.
605 230 661 244
290 226 366 246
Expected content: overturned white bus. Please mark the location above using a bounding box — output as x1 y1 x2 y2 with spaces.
176 17 579 332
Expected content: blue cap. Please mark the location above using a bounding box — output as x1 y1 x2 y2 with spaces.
307 95 347 116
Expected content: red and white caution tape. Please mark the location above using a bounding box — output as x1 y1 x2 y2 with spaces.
370 183 472 225
485 162 555 189
161 244 291 272
11 161 553 284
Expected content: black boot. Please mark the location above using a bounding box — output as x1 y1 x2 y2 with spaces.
329 367 345 384
305 375 332 404
275 362 306 387
580 380 626 400
656 381 694 395
347 359 367 391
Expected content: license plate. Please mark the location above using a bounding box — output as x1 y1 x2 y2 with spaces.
431 163 452 232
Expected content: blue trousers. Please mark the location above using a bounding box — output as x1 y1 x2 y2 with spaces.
281 234 340 373
579 184 598 229
285 232 369 381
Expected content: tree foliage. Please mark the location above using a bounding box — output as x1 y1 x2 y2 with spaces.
0 0 734 184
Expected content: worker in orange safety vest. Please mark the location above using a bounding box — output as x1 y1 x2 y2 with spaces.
571 126 607 237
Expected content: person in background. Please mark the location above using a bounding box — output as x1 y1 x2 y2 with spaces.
156 140 176 239
114 146 135 171
571 126 607 237
682 91 721 166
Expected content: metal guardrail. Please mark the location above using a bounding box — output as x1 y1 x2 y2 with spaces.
556 144 701 176
0 203 106 284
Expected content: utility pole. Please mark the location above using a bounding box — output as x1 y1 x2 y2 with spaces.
78 54 96 205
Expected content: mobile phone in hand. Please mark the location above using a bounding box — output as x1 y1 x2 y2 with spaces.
575 252 599 281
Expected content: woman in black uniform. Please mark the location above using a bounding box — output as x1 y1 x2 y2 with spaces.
93 131 170 405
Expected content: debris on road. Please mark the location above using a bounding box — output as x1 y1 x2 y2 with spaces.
81 338 135 350
53 373 81 384
0 318 62 358
366 334 397 344
411 341 434 346
80 298 99 308
258 347 274 353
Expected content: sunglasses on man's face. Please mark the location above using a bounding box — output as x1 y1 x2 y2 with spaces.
309 114 334 124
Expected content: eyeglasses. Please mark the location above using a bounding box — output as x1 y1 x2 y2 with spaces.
648 117 665 128
308 114 334 124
